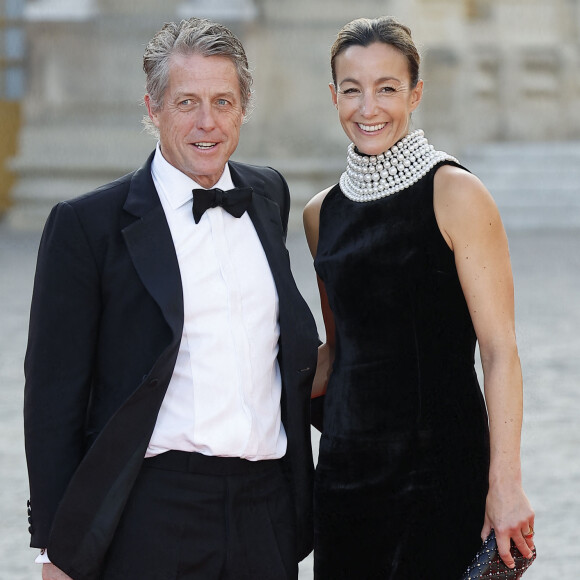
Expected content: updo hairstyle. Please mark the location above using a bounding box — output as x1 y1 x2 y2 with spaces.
330 17 420 88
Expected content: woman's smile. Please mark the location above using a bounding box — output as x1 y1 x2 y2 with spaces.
357 122 387 133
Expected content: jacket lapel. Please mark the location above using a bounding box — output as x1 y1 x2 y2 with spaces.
122 153 184 333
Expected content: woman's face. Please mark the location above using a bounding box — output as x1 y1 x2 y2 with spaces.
330 42 423 156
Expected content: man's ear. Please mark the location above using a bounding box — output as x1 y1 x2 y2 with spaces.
144 94 160 127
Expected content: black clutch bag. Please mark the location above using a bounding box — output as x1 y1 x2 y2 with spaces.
460 530 537 579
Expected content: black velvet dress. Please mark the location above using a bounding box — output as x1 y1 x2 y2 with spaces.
313 161 490 580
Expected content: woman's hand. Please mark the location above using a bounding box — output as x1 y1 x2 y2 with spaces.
312 342 334 398
481 479 535 568
42 563 73 580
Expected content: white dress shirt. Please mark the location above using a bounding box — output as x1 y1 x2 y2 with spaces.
146 144 286 460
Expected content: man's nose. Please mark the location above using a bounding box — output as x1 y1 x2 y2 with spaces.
196 103 217 130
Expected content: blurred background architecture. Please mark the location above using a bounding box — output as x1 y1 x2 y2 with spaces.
1 3 579 579
1 0 580 229
0 0 24 213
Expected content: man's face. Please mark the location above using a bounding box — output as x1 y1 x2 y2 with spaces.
146 52 245 188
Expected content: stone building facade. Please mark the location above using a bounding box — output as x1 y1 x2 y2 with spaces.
6 0 580 227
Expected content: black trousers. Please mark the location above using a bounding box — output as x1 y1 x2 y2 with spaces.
101 451 298 580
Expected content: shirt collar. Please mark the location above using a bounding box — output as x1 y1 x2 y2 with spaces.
151 143 235 210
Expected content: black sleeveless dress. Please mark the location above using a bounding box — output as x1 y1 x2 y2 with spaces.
313 161 490 579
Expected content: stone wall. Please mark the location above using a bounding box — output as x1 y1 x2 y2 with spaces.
7 0 580 227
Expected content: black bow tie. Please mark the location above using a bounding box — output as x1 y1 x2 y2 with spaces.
192 187 253 224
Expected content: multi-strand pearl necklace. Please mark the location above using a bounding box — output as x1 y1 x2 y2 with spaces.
339 129 458 202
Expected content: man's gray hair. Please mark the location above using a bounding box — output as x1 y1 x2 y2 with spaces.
142 18 254 136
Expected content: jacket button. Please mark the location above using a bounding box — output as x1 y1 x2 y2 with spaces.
28 525 34 534
148 379 160 389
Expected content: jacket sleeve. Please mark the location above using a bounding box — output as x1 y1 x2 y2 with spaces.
24 201 101 547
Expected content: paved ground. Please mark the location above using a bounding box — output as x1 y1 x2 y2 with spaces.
1 219 578 579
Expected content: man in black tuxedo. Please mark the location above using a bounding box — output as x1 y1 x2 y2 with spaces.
24 17 318 580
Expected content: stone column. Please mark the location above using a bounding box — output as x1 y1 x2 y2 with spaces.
0 0 25 213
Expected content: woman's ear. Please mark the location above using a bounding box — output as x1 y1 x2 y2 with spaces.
329 83 338 109
409 79 423 112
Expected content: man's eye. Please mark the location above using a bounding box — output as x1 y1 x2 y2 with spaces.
180 99 192 106
217 98 229 106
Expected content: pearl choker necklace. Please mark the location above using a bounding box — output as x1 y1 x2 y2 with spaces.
339 129 458 202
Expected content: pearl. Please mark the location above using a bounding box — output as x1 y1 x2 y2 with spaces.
339 129 459 202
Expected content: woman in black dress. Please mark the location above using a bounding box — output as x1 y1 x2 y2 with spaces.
303 16 535 579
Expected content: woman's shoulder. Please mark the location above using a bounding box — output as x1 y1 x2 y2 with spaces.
303 184 337 224
434 163 496 212
433 163 502 248
304 185 335 213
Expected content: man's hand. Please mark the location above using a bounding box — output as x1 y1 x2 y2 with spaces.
42 563 73 580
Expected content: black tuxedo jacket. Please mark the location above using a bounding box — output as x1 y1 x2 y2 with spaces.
24 153 319 580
